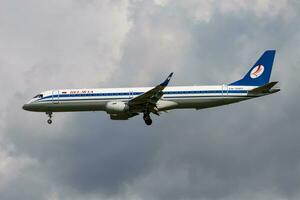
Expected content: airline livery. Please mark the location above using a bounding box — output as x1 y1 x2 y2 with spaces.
23 50 280 126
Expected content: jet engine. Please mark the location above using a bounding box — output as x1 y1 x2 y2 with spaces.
105 101 129 114
110 113 138 120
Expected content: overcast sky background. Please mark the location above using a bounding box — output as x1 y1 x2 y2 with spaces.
0 0 300 199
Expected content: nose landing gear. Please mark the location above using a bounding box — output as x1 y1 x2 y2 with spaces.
143 113 152 126
46 112 53 124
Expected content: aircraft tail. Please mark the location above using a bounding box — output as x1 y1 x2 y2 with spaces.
230 50 276 86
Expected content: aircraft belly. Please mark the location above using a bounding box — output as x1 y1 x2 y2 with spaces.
30 100 108 112
54 101 108 112
169 96 249 110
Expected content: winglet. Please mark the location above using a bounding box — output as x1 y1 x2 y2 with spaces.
160 72 174 87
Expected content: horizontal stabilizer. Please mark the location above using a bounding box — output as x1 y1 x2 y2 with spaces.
249 81 280 94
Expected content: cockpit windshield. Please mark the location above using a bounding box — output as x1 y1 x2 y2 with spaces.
33 94 43 99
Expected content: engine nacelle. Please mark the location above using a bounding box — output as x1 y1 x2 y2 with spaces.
110 114 130 120
106 101 129 114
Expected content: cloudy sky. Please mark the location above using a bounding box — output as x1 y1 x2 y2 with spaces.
1 0 300 199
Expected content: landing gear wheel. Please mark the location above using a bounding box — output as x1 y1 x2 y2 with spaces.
46 112 53 125
144 118 152 126
143 114 152 126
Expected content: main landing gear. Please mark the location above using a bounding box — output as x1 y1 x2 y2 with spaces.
143 113 152 126
46 112 53 124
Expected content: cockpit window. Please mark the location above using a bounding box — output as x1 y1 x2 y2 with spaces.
33 94 43 98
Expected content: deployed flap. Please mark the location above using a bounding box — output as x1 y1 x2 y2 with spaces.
249 81 279 94
128 72 173 110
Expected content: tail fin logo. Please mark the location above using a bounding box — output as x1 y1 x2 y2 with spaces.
250 64 264 79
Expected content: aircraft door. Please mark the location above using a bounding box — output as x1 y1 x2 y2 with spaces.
52 90 60 104
222 84 228 96
129 90 134 99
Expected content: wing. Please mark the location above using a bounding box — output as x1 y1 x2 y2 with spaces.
128 73 173 115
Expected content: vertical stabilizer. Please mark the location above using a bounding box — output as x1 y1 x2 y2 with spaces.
230 50 276 86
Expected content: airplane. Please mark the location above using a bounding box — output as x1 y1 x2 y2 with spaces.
23 50 280 126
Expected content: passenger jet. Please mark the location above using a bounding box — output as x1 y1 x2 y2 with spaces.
23 50 280 125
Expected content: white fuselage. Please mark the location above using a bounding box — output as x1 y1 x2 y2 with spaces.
22 50 279 125
23 84 258 113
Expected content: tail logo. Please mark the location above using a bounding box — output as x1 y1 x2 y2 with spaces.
250 64 264 79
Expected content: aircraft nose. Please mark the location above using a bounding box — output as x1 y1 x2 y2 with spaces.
23 104 30 111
